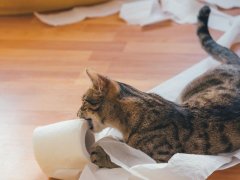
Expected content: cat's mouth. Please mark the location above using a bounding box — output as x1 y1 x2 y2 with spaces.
86 118 94 130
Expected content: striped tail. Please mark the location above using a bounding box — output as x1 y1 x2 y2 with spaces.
197 6 240 65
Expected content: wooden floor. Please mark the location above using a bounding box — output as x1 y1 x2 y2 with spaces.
0 10 240 180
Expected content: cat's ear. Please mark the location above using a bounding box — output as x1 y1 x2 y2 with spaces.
86 69 102 88
86 69 120 95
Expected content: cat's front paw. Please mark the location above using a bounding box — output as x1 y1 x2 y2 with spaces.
90 145 119 169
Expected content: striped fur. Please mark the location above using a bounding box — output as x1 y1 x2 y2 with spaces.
78 6 240 168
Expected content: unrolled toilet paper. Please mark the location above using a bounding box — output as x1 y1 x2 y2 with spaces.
33 119 95 180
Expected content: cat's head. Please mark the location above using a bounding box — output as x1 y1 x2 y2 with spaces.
77 69 143 133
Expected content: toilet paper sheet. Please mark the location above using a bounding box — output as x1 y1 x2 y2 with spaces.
79 13 240 180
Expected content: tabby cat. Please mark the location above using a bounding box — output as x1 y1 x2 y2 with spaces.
77 6 240 168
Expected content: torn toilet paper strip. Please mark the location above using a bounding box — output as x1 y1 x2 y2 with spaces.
79 15 240 180
35 0 240 31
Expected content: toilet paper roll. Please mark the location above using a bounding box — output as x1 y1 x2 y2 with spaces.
33 119 95 180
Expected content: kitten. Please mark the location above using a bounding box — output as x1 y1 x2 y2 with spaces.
77 6 240 168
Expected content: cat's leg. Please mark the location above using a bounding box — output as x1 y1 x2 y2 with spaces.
90 144 119 168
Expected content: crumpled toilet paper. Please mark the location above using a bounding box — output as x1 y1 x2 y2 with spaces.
35 0 240 32
79 13 240 180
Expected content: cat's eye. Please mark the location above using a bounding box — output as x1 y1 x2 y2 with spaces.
84 98 100 106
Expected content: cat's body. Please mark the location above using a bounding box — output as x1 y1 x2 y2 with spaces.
78 6 240 168
115 65 240 162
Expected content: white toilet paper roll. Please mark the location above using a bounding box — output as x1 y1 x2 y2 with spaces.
33 119 95 180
